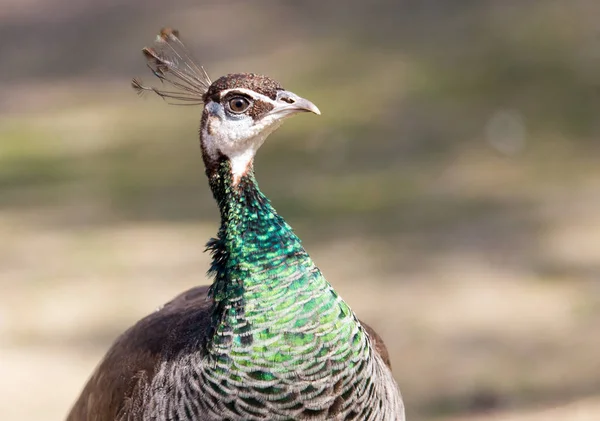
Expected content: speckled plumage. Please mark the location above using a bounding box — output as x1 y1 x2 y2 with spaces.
67 29 404 421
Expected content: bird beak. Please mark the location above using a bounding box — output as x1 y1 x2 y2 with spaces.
270 90 321 117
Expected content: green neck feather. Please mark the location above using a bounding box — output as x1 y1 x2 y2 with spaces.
204 157 368 371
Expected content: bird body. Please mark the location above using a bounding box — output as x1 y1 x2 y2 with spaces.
67 29 404 421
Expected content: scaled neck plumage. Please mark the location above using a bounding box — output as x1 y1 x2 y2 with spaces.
203 155 368 367
205 156 308 344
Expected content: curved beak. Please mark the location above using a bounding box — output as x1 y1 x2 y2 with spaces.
269 90 321 117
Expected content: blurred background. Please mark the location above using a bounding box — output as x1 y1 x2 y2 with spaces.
1 0 600 420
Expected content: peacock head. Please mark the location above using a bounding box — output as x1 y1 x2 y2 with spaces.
133 28 320 183
200 73 319 181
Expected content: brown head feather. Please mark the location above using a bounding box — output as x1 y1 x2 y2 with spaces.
204 73 283 102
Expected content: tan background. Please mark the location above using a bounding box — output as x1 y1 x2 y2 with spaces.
1 1 599 420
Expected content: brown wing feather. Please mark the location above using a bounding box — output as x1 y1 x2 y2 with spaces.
66 286 212 421
361 320 393 369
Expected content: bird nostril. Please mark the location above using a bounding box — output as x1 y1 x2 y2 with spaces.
281 97 295 104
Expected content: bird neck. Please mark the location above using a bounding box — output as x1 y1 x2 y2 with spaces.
206 156 308 305
203 156 368 364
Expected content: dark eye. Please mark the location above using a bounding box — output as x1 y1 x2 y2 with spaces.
228 97 251 113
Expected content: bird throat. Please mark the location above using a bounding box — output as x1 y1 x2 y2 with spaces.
203 157 367 371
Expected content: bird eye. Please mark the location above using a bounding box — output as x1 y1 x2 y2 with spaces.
228 97 251 113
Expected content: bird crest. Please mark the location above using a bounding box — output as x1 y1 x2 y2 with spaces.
132 28 212 105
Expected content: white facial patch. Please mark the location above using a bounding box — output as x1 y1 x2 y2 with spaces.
201 90 286 185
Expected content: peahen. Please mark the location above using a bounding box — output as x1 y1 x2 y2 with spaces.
66 28 404 421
